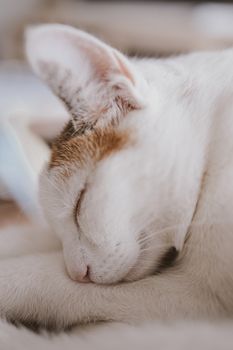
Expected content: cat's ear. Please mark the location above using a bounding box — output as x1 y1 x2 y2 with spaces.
25 24 145 129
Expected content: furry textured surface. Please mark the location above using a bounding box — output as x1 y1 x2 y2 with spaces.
1 320 233 350
0 223 232 349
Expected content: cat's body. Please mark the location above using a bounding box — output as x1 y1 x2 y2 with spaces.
1 317 233 350
1 24 233 346
1 230 233 350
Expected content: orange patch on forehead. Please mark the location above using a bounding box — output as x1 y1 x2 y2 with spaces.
49 120 131 170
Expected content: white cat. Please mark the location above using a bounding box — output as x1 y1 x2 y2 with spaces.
1 23 233 338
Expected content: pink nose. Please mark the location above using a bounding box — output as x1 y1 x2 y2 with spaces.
73 265 91 283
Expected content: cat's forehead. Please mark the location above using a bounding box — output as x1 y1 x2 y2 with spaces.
49 120 131 173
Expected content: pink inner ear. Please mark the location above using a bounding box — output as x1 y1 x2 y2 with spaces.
72 33 134 83
82 46 110 78
113 52 135 84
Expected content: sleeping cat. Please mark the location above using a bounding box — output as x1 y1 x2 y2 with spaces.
0 23 233 329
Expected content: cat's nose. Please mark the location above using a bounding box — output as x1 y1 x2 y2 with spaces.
74 265 91 283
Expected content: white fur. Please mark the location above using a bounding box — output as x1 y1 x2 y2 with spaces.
1 319 233 350
26 25 233 288
0 225 233 349
1 24 233 347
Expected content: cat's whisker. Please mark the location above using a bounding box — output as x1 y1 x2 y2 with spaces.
139 244 170 253
135 219 231 247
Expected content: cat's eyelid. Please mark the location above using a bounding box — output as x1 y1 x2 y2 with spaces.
73 187 86 228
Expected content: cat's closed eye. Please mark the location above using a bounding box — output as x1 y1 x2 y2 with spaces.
74 187 86 228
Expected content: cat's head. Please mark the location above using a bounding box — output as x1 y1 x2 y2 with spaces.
26 24 183 284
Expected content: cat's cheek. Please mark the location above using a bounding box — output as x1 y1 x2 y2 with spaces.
87 246 141 285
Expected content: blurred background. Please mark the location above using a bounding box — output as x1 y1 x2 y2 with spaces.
2 0 233 59
1 0 233 223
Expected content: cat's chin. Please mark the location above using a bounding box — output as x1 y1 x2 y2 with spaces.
123 267 150 283
122 252 160 283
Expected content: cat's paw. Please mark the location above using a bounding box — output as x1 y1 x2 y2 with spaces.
0 225 61 260
0 252 107 330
